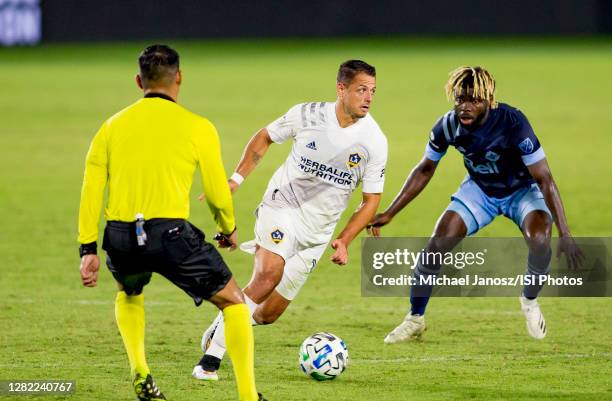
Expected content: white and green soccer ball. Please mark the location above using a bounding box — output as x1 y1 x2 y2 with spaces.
299 332 348 381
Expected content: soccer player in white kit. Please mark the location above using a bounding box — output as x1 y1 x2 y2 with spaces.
193 60 388 381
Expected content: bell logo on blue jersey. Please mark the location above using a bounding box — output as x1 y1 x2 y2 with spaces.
271 229 284 244
518 138 534 154
485 151 500 162
465 158 500 175
347 153 362 168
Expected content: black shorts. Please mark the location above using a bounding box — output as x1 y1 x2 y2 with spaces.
102 219 232 306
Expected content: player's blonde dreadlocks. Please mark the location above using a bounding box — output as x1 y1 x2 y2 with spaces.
445 66 497 108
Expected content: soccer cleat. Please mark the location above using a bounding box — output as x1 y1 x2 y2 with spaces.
133 373 166 401
520 295 547 339
258 393 268 401
383 314 426 344
191 364 219 381
192 353 221 381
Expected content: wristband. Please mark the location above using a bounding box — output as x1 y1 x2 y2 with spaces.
79 241 97 257
214 226 237 246
230 172 244 186
221 226 237 237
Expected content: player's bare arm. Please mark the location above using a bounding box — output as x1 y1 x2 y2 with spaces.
331 192 381 265
369 157 439 237
198 127 273 250
232 128 274 188
527 159 584 268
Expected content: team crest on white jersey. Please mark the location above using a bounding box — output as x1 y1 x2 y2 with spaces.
271 229 284 244
518 138 534 154
347 153 362 168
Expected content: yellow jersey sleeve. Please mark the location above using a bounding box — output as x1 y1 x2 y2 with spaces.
196 120 236 234
78 123 109 243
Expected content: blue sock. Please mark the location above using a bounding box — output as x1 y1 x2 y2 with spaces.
410 264 435 315
410 294 430 315
522 248 552 299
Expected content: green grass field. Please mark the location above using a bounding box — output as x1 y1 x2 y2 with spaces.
0 38 611 401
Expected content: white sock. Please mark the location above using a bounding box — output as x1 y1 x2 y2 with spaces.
521 295 537 306
244 294 259 326
206 312 226 359
205 295 260 360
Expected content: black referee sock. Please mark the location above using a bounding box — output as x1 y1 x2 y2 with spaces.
199 354 221 371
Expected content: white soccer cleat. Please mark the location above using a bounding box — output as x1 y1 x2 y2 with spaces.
384 314 426 344
519 295 547 340
192 365 219 381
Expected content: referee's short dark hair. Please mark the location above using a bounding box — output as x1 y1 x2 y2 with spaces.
138 44 180 87
337 60 376 85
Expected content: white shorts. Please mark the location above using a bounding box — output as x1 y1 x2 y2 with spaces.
240 204 329 301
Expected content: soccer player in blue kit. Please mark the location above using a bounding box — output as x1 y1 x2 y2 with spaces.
369 66 583 343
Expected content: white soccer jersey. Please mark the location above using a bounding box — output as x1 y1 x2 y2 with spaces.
263 101 388 243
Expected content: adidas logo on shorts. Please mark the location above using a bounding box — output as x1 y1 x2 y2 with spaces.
306 141 317 150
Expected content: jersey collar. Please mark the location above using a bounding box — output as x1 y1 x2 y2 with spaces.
144 93 175 103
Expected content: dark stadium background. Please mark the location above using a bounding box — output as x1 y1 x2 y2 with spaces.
38 0 612 41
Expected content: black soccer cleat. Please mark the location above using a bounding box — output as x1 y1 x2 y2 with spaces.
258 393 268 401
133 373 167 401
199 354 221 371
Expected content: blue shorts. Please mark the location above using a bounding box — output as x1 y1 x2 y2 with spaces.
446 177 552 235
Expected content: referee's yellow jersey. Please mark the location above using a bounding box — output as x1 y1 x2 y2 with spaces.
78 95 235 244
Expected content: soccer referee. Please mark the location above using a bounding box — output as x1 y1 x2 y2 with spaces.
78 45 264 401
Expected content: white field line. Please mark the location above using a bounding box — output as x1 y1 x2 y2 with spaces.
0 352 610 370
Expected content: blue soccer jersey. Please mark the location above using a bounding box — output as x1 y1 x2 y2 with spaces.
424 103 546 198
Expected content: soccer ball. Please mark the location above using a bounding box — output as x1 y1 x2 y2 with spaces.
298 332 348 381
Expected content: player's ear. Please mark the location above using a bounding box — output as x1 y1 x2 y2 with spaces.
336 81 345 99
136 74 144 90
176 70 182 86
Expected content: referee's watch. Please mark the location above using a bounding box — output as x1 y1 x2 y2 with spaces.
79 241 97 257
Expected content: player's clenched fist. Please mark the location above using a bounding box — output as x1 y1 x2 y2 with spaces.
330 239 349 265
